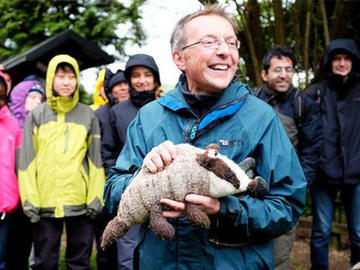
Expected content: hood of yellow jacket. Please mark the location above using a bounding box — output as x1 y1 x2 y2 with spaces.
46 54 80 113
92 69 108 106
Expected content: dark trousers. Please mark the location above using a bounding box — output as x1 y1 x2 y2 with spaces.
95 207 118 270
6 205 32 270
32 215 95 270
310 182 360 269
0 215 10 270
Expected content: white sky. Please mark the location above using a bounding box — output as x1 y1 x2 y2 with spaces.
81 0 203 93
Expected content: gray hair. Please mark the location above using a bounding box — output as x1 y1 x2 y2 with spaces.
170 4 238 52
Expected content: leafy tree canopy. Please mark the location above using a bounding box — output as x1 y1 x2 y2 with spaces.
0 0 147 61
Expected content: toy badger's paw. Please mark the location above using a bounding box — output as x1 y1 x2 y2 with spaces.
101 218 129 249
184 202 210 229
150 202 175 240
238 157 256 179
247 176 268 198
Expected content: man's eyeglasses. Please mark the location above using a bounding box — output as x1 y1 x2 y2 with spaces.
181 37 241 51
271 67 295 73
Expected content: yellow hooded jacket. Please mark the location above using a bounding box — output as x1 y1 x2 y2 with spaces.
18 55 105 222
90 69 108 111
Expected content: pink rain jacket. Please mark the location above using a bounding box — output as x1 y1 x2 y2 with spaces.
0 105 22 213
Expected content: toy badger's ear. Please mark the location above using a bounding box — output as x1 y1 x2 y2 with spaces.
206 143 219 153
196 144 220 168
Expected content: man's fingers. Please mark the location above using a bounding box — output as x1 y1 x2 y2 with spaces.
162 140 177 160
156 145 173 166
160 198 185 211
142 141 177 173
185 194 210 204
162 210 183 218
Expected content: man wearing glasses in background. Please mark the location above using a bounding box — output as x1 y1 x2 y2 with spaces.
255 45 322 270
104 5 307 269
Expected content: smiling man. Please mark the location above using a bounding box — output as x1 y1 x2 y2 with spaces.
104 5 307 269
255 45 322 270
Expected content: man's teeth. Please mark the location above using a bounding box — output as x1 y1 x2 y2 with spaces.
210 64 228 70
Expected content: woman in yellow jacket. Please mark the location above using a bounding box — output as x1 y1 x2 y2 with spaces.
18 54 105 270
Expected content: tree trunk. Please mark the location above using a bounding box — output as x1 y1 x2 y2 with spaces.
319 0 330 46
292 0 303 66
234 1 262 87
273 0 285 45
303 0 312 87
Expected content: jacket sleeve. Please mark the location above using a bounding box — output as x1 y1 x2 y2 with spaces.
96 108 121 175
86 112 106 218
18 112 41 223
297 96 322 183
213 115 307 242
104 116 148 214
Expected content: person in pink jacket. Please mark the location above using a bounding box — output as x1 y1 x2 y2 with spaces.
0 70 22 270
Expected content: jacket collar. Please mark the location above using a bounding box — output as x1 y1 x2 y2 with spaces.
160 76 250 113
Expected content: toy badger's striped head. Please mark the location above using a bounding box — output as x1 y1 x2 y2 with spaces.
196 144 267 198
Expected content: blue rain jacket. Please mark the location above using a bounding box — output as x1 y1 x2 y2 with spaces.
104 79 307 269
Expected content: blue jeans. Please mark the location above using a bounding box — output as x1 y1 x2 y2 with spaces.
310 182 360 270
0 216 10 270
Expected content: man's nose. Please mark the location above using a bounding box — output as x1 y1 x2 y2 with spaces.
216 41 231 56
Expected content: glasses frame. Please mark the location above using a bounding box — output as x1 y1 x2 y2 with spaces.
181 38 241 51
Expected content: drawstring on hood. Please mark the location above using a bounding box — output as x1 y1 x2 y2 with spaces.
46 54 80 113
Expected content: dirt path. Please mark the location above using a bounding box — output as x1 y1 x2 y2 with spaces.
290 227 350 270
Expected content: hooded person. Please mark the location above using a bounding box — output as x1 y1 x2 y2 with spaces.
93 68 129 270
103 54 161 269
306 39 360 269
9 76 45 128
0 70 23 270
18 54 105 270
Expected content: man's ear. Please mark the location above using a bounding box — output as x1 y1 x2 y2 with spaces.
172 50 186 72
260 69 268 82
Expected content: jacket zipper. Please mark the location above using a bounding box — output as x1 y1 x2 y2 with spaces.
64 125 69 153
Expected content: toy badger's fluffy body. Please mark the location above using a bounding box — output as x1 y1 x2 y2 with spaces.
101 143 267 248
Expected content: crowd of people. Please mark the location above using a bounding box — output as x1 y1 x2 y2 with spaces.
1 3 360 270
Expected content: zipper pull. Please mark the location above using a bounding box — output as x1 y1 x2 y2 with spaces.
1 212 5 220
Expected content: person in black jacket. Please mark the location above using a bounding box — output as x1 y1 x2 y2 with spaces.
306 39 360 270
108 53 161 270
256 45 322 270
95 69 129 270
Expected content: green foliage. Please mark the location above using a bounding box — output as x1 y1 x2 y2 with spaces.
79 84 93 105
0 0 147 61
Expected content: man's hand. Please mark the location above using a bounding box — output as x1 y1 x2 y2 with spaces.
143 140 177 173
160 194 220 218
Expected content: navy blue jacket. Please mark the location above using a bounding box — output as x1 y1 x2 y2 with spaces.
104 79 307 269
256 85 322 183
306 39 360 184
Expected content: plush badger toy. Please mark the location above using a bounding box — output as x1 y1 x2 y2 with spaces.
101 143 267 248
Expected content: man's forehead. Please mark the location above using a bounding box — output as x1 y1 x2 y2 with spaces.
185 14 235 35
333 52 352 59
270 56 294 66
